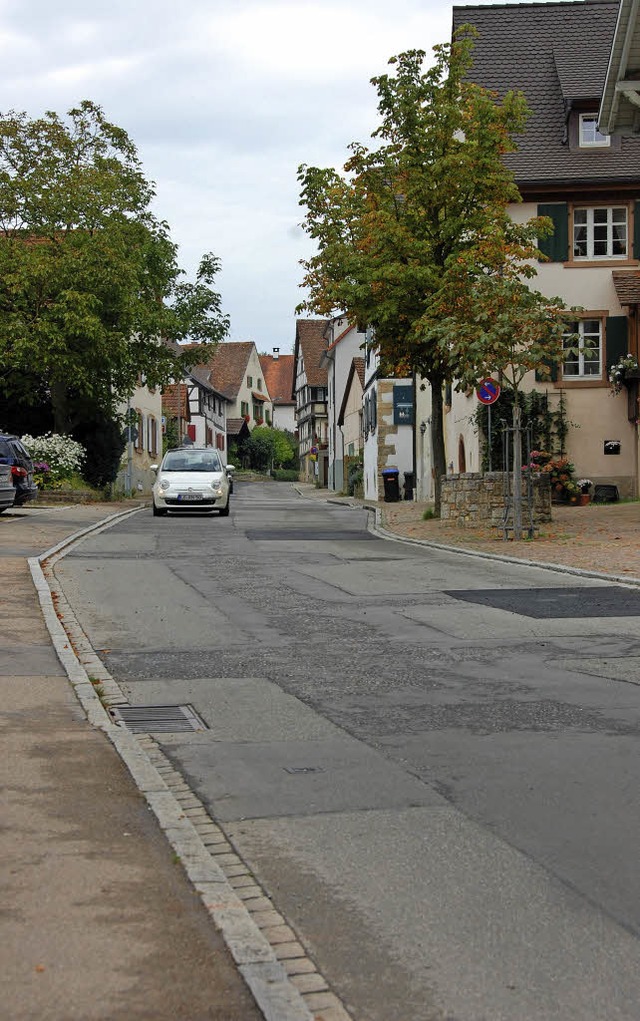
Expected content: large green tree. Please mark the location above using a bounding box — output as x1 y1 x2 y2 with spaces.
297 32 571 518
0 101 229 433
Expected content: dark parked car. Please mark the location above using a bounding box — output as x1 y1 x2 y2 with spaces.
0 435 38 506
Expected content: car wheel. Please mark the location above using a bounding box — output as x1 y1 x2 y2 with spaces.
152 502 167 517
219 498 230 517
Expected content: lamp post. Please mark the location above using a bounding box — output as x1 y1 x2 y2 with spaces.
419 420 427 501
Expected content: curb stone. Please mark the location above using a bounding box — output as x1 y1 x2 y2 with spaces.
29 506 353 1021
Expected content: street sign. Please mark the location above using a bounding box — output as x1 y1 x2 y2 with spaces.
476 378 501 405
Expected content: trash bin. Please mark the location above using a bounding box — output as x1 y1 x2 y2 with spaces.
403 471 415 500
382 467 400 502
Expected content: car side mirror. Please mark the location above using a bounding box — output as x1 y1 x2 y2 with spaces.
226 464 235 473
150 464 158 473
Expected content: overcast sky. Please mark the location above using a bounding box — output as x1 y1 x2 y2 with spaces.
2 0 533 352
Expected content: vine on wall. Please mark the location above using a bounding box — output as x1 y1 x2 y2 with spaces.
472 387 570 472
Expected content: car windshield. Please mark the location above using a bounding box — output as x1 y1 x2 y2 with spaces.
163 450 223 472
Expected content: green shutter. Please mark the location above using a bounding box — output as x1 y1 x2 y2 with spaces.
537 203 568 262
605 316 629 371
634 201 640 260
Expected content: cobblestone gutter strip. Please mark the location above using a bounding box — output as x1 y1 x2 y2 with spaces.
368 507 640 590
28 509 352 1021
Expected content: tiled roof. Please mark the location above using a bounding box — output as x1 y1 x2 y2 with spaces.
295 319 329 386
162 383 189 418
226 417 250 437
259 353 295 405
613 270 640 304
188 341 254 400
251 390 269 402
453 1 640 186
353 357 365 389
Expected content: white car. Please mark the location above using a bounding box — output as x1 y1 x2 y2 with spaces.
151 447 232 517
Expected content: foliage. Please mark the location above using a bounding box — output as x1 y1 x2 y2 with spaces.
608 354 639 396
73 410 126 487
0 101 229 434
473 386 571 470
524 450 580 500
163 418 181 455
21 432 85 483
32 462 63 491
297 32 573 512
271 469 299 481
244 427 295 472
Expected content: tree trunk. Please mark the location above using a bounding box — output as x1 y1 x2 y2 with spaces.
512 401 523 540
430 378 446 517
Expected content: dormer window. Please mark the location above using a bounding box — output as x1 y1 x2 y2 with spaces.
579 114 610 148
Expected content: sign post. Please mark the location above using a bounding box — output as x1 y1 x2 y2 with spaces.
476 378 501 471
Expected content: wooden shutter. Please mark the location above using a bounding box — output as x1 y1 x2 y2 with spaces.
537 203 568 262
605 316 629 371
633 201 640 260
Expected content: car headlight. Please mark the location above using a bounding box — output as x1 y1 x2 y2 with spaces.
210 481 224 495
158 478 171 492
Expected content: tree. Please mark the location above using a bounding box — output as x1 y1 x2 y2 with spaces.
297 32 571 520
244 426 295 472
0 101 229 433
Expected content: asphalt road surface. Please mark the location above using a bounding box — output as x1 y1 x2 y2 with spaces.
56 481 640 1021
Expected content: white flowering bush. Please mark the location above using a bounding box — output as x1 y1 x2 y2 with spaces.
21 433 86 485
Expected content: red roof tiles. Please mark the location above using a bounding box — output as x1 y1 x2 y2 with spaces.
259 353 295 406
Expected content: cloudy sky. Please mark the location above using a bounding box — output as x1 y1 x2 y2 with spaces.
2 0 525 352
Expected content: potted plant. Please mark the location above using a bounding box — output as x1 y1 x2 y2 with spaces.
609 354 640 395
577 478 592 505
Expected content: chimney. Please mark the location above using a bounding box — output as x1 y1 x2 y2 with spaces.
273 347 280 360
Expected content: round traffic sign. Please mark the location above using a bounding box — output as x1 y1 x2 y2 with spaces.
476 377 501 405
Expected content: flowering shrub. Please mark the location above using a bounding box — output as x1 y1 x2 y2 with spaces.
523 449 580 499
609 354 639 396
21 433 85 485
32 462 65 491
577 478 592 493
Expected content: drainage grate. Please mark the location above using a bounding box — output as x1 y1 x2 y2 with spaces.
283 766 325 774
110 703 208 733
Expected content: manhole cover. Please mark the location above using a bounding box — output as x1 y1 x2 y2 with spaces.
110 704 208 733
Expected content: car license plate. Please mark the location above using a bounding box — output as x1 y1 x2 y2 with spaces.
177 492 203 502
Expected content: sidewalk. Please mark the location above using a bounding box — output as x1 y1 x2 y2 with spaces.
1 502 263 1021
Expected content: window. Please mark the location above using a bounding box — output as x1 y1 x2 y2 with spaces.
247 375 253 387
563 319 602 378
265 409 271 425
257 378 262 391
573 206 627 259
579 114 610 148
241 400 249 417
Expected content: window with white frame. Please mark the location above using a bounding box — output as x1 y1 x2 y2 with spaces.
579 114 610 148
573 206 627 259
563 319 602 377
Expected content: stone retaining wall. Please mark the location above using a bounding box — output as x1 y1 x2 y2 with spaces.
441 472 552 527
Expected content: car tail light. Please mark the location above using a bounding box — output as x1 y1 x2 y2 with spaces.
11 466 27 478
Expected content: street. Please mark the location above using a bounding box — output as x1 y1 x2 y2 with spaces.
55 481 640 1021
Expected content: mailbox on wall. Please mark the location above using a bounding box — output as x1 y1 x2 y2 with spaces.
604 440 621 455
